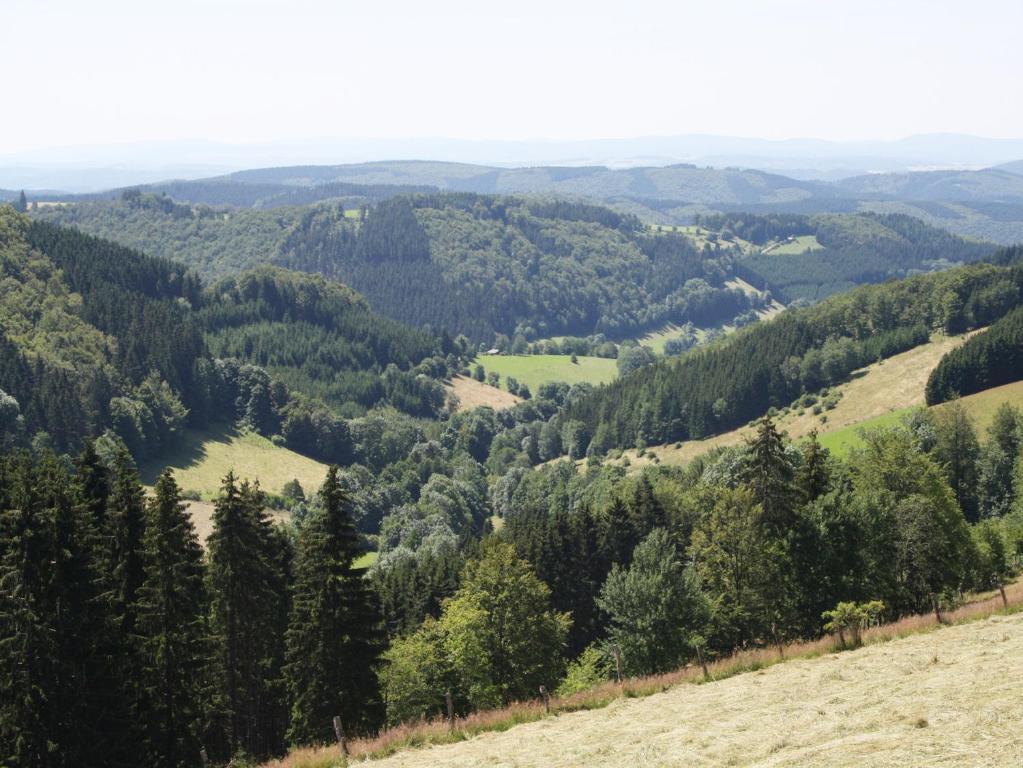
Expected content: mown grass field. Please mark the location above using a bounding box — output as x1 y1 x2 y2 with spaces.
476 354 617 392
267 584 1023 768
140 426 329 500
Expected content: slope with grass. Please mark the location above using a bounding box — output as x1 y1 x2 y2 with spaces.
139 426 329 501
606 331 977 471
366 613 1023 768
270 585 1023 768
820 378 1023 456
476 354 618 393
447 374 522 411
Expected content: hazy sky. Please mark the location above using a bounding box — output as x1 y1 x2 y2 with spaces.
3 0 1021 153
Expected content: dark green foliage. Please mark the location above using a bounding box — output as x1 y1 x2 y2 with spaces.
205 473 290 760
285 467 384 744
930 402 981 522
727 212 991 303
200 267 448 417
596 529 710 676
356 197 430 262
926 305 1023 404
276 195 747 341
136 470 207 768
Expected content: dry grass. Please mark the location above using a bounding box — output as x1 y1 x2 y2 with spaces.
265 582 1023 768
607 330 977 472
447 375 522 412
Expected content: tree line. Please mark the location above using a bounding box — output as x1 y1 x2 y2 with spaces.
566 260 1023 454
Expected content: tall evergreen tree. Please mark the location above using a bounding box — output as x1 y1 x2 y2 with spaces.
932 400 980 521
206 474 288 760
136 470 207 768
0 454 59 768
285 466 384 745
743 416 797 534
796 430 831 503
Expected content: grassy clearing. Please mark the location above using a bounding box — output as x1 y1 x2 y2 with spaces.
264 582 1023 768
761 234 823 255
633 323 685 354
820 378 1023 456
475 354 617 393
140 425 329 501
447 375 522 411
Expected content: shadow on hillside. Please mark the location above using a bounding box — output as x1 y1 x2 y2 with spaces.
138 421 237 486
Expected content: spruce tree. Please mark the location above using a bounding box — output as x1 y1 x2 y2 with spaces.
206 474 288 760
285 466 384 745
601 495 638 567
743 416 797 534
108 445 147 636
136 470 206 768
53 450 137 768
0 453 59 768
796 430 830 502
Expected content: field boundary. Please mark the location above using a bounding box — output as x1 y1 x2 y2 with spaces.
265 580 1023 768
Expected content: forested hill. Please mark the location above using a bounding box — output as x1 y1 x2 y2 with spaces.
275 195 756 340
0 207 460 462
34 192 760 341
710 211 991 302
566 254 1023 453
33 192 996 344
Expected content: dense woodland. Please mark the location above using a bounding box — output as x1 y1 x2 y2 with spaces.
34 194 993 346
6 400 1023 766
4 200 1023 767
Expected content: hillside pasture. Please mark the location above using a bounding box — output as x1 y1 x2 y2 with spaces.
141 426 329 501
476 354 617 393
447 374 522 411
362 612 1023 768
270 585 1023 768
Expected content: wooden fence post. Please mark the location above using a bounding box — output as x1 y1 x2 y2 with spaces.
333 715 349 765
200 747 209 768
445 691 455 732
612 645 623 688
539 685 550 715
